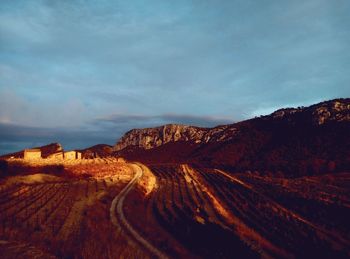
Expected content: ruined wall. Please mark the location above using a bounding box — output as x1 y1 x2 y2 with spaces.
48 152 63 160
64 151 76 160
24 149 41 160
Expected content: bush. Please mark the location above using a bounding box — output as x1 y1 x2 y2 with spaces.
0 160 9 177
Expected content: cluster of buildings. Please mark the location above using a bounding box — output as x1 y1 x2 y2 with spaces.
24 149 82 160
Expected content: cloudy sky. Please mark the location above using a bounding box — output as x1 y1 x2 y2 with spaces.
1 0 349 154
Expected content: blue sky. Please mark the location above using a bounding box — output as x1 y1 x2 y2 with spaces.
0 0 349 154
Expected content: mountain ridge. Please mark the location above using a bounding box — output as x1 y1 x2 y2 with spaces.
114 98 350 176
114 98 350 151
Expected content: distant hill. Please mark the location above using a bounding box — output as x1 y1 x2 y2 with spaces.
78 144 114 158
114 98 350 177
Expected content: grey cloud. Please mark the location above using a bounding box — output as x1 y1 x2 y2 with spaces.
0 0 349 153
97 113 234 128
0 122 121 155
0 89 88 127
159 114 233 127
0 110 233 155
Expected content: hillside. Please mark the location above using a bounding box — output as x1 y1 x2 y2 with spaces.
78 144 114 158
114 98 350 176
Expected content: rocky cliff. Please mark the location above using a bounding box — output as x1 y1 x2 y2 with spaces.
271 99 350 125
114 124 206 151
113 123 241 151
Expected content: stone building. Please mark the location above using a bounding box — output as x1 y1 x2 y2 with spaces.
64 151 82 160
64 151 76 160
24 149 41 160
47 152 64 160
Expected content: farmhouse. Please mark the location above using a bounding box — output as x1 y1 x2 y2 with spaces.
64 151 76 160
64 151 82 160
24 149 41 160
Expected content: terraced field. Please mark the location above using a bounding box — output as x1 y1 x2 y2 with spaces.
123 164 350 258
0 177 112 238
1 159 349 258
0 158 144 258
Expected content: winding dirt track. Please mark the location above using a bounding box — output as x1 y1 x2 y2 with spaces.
110 164 168 259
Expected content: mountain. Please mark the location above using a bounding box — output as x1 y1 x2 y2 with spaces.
114 98 350 176
114 124 207 151
0 143 63 159
114 122 245 152
79 144 114 158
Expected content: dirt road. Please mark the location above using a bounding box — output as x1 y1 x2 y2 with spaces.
110 164 168 259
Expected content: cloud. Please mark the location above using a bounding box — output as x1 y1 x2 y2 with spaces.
0 89 88 127
0 113 231 155
0 122 121 155
0 112 234 154
159 114 233 127
97 113 234 128
0 0 349 153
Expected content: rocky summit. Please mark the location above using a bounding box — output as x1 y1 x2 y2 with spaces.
113 123 240 151
114 124 207 151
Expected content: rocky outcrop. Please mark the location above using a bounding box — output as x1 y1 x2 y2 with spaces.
114 124 207 151
114 124 240 151
310 99 350 125
271 99 350 125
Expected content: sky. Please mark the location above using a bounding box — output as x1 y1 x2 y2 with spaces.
0 0 349 154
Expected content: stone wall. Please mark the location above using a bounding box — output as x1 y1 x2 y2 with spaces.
64 151 76 160
47 152 63 160
24 149 41 160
